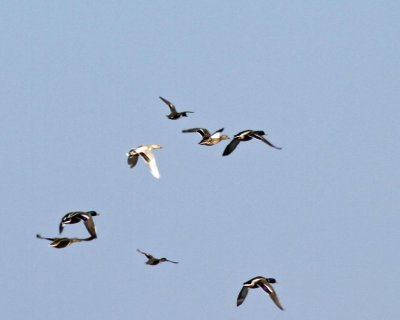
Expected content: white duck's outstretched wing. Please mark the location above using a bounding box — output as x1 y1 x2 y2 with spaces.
141 151 160 179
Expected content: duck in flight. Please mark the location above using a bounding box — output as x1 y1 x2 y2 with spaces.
159 96 194 120
237 276 284 310
137 249 179 265
59 210 100 238
182 127 230 146
223 130 281 156
127 144 162 179
36 234 96 249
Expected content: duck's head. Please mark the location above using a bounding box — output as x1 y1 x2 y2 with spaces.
220 134 230 141
267 278 277 283
149 144 162 150
87 210 100 216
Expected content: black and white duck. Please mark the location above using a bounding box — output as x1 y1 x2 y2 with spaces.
237 276 284 310
59 210 100 238
223 130 281 156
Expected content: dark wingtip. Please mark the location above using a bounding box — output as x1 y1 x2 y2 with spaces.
222 147 233 156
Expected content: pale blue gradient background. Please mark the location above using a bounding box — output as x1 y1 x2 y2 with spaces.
1 1 399 319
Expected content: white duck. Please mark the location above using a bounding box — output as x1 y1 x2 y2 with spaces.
127 144 162 179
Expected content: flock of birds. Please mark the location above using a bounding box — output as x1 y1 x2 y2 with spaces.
127 96 282 179
36 96 284 311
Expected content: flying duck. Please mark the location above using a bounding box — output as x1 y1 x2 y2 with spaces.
159 96 194 120
237 276 284 310
59 211 100 238
137 249 179 265
36 234 95 249
127 144 162 179
182 127 230 146
223 130 281 156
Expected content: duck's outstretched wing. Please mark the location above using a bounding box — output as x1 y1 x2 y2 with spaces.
210 128 225 138
258 281 284 310
79 213 97 238
165 259 179 264
36 234 54 241
236 286 249 306
59 211 76 233
223 138 241 156
137 249 154 260
182 128 210 138
59 222 64 234
180 111 194 116
127 153 139 168
250 132 282 150
140 151 160 179
159 96 177 113
50 238 72 249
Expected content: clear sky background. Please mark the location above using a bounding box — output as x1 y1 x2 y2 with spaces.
1 1 399 319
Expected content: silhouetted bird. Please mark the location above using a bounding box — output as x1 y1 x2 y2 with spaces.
223 130 281 156
237 276 284 310
36 234 95 249
159 96 194 120
137 249 178 265
59 210 100 238
182 127 230 145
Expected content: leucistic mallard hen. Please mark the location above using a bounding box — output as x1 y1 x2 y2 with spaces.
137 249 179 265
182 127 230 146
36 234 95 249
223 130 281 156
159 96 194 120
237 276 284 310
59 210 100 238
127 144 162 179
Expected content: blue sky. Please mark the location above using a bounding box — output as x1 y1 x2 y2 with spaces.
1 1 399 319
